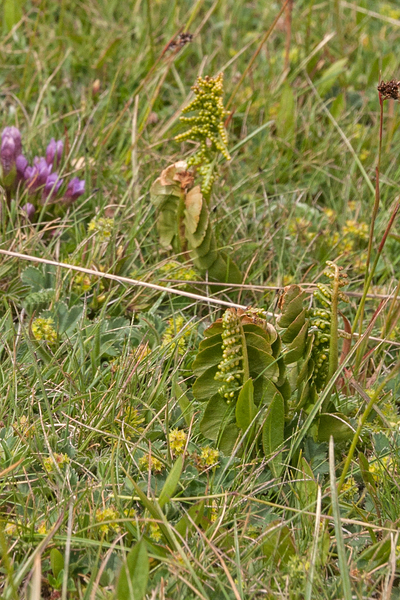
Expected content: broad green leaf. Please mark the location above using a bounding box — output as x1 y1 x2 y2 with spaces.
192 365 221 401
281 309 307 344
262 392 285 475
116 540 149 600
184 185 203 234
316 58 348 97
236 379 257 430
196 332 223 352
278 285 306 328
50 548 64 579
191 342 223 377
200 395 229 440
207 252 242 284
283 322 309 364
243 323 277 345
175 501 205 537
244 331 272 354
186 201 209 248
276 83 295 141
218 422 239 454
158 455 183 508
317 413 354 443
262 520 296 566
157 208 179 247
204 321 224 338
247 346 278 380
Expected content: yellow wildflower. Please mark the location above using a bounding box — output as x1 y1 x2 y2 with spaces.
149 521 162 542
95 507 120 534
43 453 70 473
199 446 219 469
139 453 164 473
88 216 114 242
169 429 187 455
31 317 57 344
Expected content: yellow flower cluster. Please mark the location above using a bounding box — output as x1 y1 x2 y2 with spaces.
139 453 164 473
168 429 187 455
161 316 192 355
149 521 162 542
369 455 393 481
198 446 219 468
31 317 57 343
88 216 114 242
160 261 197 283
43 452 70 473
95 507 120 534
340 476 358 501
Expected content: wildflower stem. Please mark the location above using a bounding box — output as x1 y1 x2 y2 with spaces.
357 92 384 338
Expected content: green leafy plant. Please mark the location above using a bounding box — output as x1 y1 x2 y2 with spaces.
192 261 354 455
150 160 241 282
150 73 241 283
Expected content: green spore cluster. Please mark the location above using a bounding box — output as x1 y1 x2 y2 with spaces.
175 73 231 196
214 309 243 403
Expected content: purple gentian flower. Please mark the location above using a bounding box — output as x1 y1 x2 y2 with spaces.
16 155 28 179
26 157 52 193
63 177 85 203
46 138 63 167
21 203 36 221
43 172 62 199
1 127 22 176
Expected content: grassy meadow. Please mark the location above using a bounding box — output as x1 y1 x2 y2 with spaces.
1 0 400 598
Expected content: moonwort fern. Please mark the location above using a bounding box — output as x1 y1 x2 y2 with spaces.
192 261 353 454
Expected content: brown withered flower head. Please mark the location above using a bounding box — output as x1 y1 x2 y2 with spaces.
377 79 400 100
167 32 193 51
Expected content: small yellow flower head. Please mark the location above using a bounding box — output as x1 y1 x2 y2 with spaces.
5 522 18 536
31 317 57 344
161 316 192 355
369 456 393 481
149 521 162 542
73 273 92 293
16 415 34 438
37 521 48 535
139 453 164 473
160 261 198 283
340 476 358 501
168 429 187 455
199 446 219 469
88 216 114 242
95 507 120 534
43 453 70 473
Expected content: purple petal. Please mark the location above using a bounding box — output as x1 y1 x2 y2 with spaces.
16 155 28 179
1 127 22 158
43 172 62 198
21 203 36 221
64 177 85 203
46 138 63 167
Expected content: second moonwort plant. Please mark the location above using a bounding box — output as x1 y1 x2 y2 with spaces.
0 127 85 218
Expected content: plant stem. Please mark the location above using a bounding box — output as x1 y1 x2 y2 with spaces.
356 93 383 337
328 264 340 381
